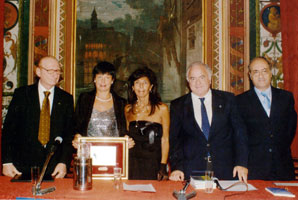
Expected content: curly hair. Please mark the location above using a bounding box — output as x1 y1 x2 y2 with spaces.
127 67 161 115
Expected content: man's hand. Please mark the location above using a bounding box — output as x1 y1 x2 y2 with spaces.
233 166 248 183
51 163 67 178
169 170 184 181
2 163 22 177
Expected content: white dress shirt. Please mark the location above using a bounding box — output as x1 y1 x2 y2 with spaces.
38 81 55 113
191 89 213 130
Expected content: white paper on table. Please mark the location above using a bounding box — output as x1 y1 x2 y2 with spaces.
123 183 156 192
218 180 257 191
274 182 298 186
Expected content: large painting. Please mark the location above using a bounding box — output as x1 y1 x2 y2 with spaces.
74 0 204 102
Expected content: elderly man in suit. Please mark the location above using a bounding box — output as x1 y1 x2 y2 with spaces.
236 57 297 180
2 56 74 179
169 61 248 182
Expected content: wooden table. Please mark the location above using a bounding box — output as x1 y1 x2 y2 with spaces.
0 176 297 199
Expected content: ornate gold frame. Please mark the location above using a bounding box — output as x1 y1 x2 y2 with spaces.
78 137 129 180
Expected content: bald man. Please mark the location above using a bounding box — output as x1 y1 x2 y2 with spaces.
236 57 297 180
2 56 74 179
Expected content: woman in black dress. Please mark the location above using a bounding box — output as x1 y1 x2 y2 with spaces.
125 67 169 180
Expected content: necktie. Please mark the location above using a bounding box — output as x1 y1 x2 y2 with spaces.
38 91 51 146
199 98 210 140
261 92 271 114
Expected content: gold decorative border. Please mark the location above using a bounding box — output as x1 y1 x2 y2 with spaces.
212 0 220 90
78 137 129 180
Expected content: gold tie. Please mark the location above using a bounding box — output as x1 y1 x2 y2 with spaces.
38 91 51 145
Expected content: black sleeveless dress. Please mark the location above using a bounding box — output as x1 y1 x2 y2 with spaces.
128 121 163 180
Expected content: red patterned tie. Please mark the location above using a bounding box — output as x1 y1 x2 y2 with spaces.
38 91 51 145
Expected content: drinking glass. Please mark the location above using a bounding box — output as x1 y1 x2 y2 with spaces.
31 166 40 195
205 170 214 193
113 167 122 190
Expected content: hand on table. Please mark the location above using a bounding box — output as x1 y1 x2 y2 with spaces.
169 170 184 181
2 163 22 177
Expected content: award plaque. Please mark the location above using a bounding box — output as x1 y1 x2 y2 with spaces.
78 137 128 179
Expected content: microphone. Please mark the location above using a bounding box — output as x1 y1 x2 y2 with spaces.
49 137 63 153
34 137 62 195
173 180 196 200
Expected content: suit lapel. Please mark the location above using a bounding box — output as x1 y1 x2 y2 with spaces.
209 90 225 140
50 87 62 139
28 84 42 139
29 84 41 112
269 87 279 120
249 89 269 119
184 93 205 139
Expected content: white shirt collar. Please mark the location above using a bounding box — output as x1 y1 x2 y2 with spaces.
38 81 55 111
254 86 271 98
38 81 55 94
191 89 212 100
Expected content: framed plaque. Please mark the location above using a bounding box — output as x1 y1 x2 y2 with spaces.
78 137 128 180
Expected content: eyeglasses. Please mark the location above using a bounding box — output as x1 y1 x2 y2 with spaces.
40 67 62 74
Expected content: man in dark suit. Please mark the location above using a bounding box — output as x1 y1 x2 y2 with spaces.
2 56 74 178
236 57 297 180
169 61 248 182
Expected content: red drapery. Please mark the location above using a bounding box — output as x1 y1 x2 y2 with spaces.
280 0 298 157
0 0 5 172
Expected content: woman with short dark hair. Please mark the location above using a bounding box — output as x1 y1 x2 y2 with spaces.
73 61 134 148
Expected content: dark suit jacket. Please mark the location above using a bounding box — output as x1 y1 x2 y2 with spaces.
236 87 297 180
1 83 74 175
74 90 127 136
169 90 248 180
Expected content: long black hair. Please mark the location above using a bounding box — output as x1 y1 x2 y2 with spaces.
127 67 161 115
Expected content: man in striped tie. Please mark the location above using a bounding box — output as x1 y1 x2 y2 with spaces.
237 57 297 180
2 56 74 179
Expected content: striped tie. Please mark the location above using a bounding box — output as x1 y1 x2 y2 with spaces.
261 92 271 117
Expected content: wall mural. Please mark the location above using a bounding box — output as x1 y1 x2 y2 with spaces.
3 0 19 123
229 0 246 95
75 0 204 102
259 1 283 88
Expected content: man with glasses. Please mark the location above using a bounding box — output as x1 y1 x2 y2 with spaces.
237 57 297 180
2 56 74 179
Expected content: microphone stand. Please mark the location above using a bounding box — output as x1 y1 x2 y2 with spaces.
33 151 56 195
173 181 197 200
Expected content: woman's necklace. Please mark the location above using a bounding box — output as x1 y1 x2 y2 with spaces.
95 94 112 102
135 101 150 114
134 100 150 128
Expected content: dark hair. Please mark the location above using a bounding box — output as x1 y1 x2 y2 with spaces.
127 67 161 115
248 56 272 72
92 61 116 81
